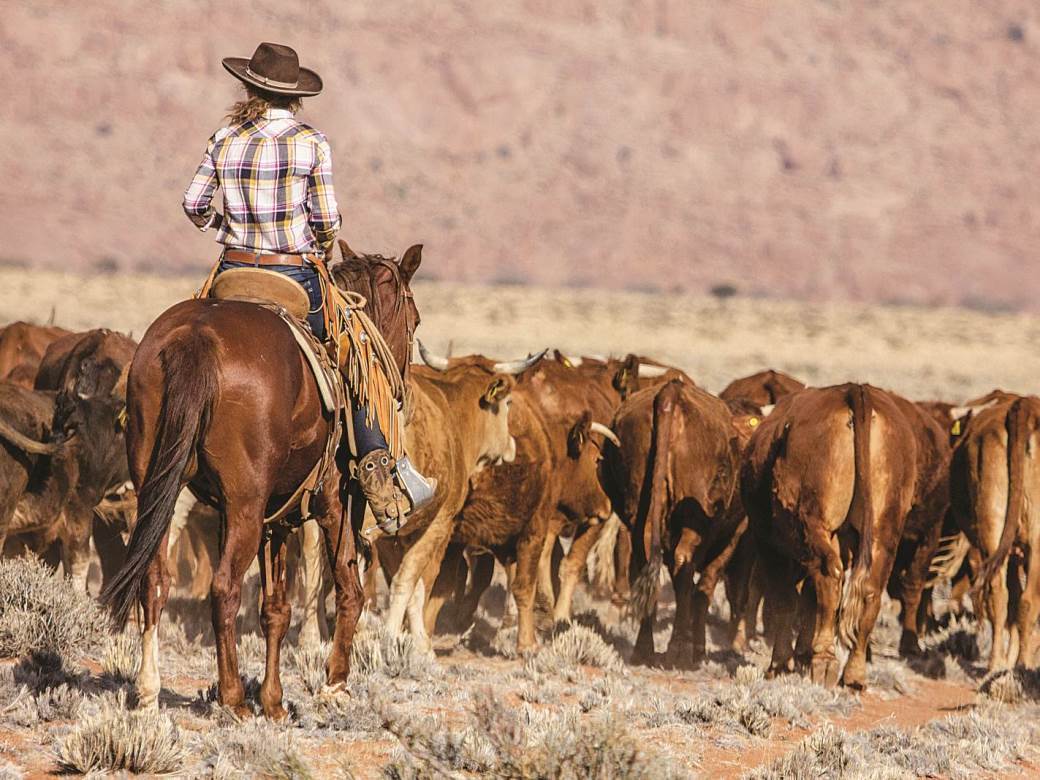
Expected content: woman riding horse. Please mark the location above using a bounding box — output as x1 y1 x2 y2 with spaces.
182 41 432 529
101 42 427 719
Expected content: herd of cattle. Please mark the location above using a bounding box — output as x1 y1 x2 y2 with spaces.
0 317 1035 691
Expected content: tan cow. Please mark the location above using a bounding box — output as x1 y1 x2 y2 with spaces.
742 384 949 689
950 394 1040 671
415 348 616 651
373 354 526 651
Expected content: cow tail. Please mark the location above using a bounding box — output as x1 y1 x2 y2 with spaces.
973 398 1030 594
100 330 217 626
629 380 680 619
838 385 874 648
588 513 621 594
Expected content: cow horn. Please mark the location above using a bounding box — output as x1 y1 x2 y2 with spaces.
590 421 621 448
416 340 450 371
637 363 670 378
0 419 61 456
493 349 548 375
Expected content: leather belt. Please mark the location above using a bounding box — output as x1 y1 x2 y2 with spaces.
224 249 319 267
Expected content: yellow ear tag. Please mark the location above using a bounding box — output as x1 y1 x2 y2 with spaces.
748 417 760 428
562 357 573 368
951 419 961 436
116 407 129 430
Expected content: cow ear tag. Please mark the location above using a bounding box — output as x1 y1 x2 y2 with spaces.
951 419 961 436
748 417 760 428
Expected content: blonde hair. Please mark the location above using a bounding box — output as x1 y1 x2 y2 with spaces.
226 84 302 125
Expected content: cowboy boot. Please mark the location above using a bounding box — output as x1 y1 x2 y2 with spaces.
357 449 410 534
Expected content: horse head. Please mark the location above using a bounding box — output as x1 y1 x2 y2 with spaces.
331 239 422 383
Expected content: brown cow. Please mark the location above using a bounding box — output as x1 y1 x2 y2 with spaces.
538 351 689 618
410 347 615 651
448 350 685 629
717 370 806 653
0 322 71 388
24 328 137 588
950 394 1040 671
742 384 949 688
720 368 805 409
602 377 745 668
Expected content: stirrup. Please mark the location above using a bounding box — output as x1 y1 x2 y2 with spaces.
394 456 437 513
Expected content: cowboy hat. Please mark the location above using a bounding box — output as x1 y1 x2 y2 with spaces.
222 42 322 97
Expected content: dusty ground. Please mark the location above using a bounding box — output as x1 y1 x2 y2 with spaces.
0 272 1038 777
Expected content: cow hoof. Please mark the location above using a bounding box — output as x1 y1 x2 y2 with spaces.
898 632 922 658
263 703 289 722
765 661 794 680
840 670 867 691
223 702 254 722
810 657 839 688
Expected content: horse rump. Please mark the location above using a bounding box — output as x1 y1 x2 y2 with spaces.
101 329 218 625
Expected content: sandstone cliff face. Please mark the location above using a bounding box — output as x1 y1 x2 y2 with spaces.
2 1 1038 309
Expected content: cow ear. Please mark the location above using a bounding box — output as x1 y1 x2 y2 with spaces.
480 375 514 409
613 354 640 397
338 238 360 260
568 411 592 457
399 244 423 283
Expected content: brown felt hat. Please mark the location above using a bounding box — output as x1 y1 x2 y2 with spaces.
222 42 322 97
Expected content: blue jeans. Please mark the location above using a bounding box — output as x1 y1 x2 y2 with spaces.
218 260 325 339
216 258 388 456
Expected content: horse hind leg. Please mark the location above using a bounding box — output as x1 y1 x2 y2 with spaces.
210 499 264 719
137 531 171 709
258 530 292 720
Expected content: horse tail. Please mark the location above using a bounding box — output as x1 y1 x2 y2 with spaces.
973 397 1031 593
101 329 218 626
629 380 680 619
838 384 875 648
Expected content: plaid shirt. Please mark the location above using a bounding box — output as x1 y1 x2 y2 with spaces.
183 108 341 255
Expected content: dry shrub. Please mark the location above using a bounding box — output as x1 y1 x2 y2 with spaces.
748 704 1039 779
0 556 108 660
54 691 187 774
747 723 854 779
198 719 314 779
350 623 436 680
524 624 624 676
289 640 330 695
978 668 1040 704
867 659 914 698
675 674 854 739
5 682 82 727
99 630 140 683
383 688 683 779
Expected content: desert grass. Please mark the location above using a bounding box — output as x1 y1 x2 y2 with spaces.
0 557 108 660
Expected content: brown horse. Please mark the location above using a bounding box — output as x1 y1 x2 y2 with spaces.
102 240 421 719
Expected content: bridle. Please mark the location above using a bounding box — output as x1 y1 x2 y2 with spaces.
333 255 419 385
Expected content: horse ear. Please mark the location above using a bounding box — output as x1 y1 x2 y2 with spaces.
399 244 423 283
338 238 360 260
